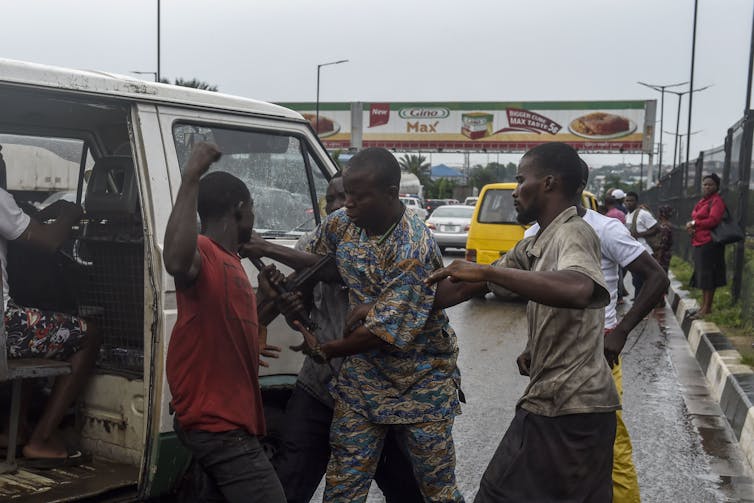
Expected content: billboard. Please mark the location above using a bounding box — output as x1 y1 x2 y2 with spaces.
279 101 656 154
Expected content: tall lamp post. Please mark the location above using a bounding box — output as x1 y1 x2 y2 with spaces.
663 129 702 166
637 81 687 177
157 0 161 82
316 59 348 135
666 85 711 169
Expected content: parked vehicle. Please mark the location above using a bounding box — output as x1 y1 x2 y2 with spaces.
426 205 475 252
465 182 597 264
400 195 428 219
0 58 337 501
425 198 449 214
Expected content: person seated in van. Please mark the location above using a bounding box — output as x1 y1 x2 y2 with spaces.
163 142 285 503
0 186 102 466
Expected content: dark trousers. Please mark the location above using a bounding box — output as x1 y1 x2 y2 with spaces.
273 384 424 503
475 408 616 503
175 419 286 503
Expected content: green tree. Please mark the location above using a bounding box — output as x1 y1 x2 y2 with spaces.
399 154 431 184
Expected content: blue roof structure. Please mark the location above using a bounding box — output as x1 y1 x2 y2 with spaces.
431 164 464 179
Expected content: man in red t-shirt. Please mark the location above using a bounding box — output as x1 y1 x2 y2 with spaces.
163 142 285 503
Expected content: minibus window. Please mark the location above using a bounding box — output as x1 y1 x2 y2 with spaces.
478 189 518 224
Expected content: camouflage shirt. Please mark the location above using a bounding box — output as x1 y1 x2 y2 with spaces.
306 208 461 424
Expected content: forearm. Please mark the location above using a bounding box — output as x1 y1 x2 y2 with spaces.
617 265 669 335
163 175 200 274
485 267 594 308
434 278 487 309
253 240 322 270
321 325 386 358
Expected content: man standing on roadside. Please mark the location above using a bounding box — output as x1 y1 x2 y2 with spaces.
427 143 619 502
624 191 660 298
163 142 285 503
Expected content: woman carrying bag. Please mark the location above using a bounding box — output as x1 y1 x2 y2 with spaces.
686 173 726 318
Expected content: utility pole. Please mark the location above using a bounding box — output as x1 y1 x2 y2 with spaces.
637 81 687 176
686 0 699 168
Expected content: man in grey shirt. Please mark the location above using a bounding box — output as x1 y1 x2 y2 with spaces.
252 174 422 503
428 143 619 502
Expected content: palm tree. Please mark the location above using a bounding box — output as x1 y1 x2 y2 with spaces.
398 154 430 183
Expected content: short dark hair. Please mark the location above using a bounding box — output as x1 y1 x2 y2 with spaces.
346 147 401 189
703 173 721 187
197 171 251 221
625 191 639 200
580 159 589 185
522 142 584 197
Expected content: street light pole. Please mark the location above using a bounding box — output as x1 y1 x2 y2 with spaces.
637 81 687 176
157 0 161 82
686 0 699 168
666 85 711 170
316 59 348 135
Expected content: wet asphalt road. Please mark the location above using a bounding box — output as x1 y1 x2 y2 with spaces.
315 251 754 502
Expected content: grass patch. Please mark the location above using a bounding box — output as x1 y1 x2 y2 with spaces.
669 256 752 366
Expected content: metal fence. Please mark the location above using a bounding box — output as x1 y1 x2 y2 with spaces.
643 111 754 325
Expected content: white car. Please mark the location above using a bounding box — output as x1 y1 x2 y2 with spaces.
400 196 428 219
426 204 475 252
464 196 478 206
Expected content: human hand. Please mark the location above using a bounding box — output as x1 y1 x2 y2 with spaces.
257 264 285 300
257 326 281 368
603 329 627 368
291 320 328 364
57 201 84 222
184 142 221 181
277 291 307 324
239 232 269 259
425 260 489 285
516 350 531 376
344 302 375 336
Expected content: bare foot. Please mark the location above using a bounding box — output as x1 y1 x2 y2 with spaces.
22 436 68 460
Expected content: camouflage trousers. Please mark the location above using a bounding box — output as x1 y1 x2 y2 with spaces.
324 399 464 503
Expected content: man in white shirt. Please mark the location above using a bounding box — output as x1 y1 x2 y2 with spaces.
624 191 660 298
525 182 668 502
1 187 101 466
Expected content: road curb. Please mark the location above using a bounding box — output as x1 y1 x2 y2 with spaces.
667 278 754 473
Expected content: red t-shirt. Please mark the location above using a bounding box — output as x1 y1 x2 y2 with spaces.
166 235 265 435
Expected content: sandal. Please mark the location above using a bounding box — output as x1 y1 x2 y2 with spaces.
18 449 91 469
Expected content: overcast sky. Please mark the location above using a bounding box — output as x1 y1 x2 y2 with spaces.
2 0 751 170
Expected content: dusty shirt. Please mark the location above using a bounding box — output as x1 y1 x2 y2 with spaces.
294 231 347 408
494 206 619 417
307 208 460 424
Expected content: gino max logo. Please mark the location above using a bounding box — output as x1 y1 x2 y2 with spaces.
398 107 450 119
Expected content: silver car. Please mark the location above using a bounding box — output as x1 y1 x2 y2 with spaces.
426 204 475 252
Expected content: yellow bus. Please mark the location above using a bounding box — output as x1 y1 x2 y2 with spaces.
465 182 598 264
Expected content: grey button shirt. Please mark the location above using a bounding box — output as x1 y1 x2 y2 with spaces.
294 232 346 408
